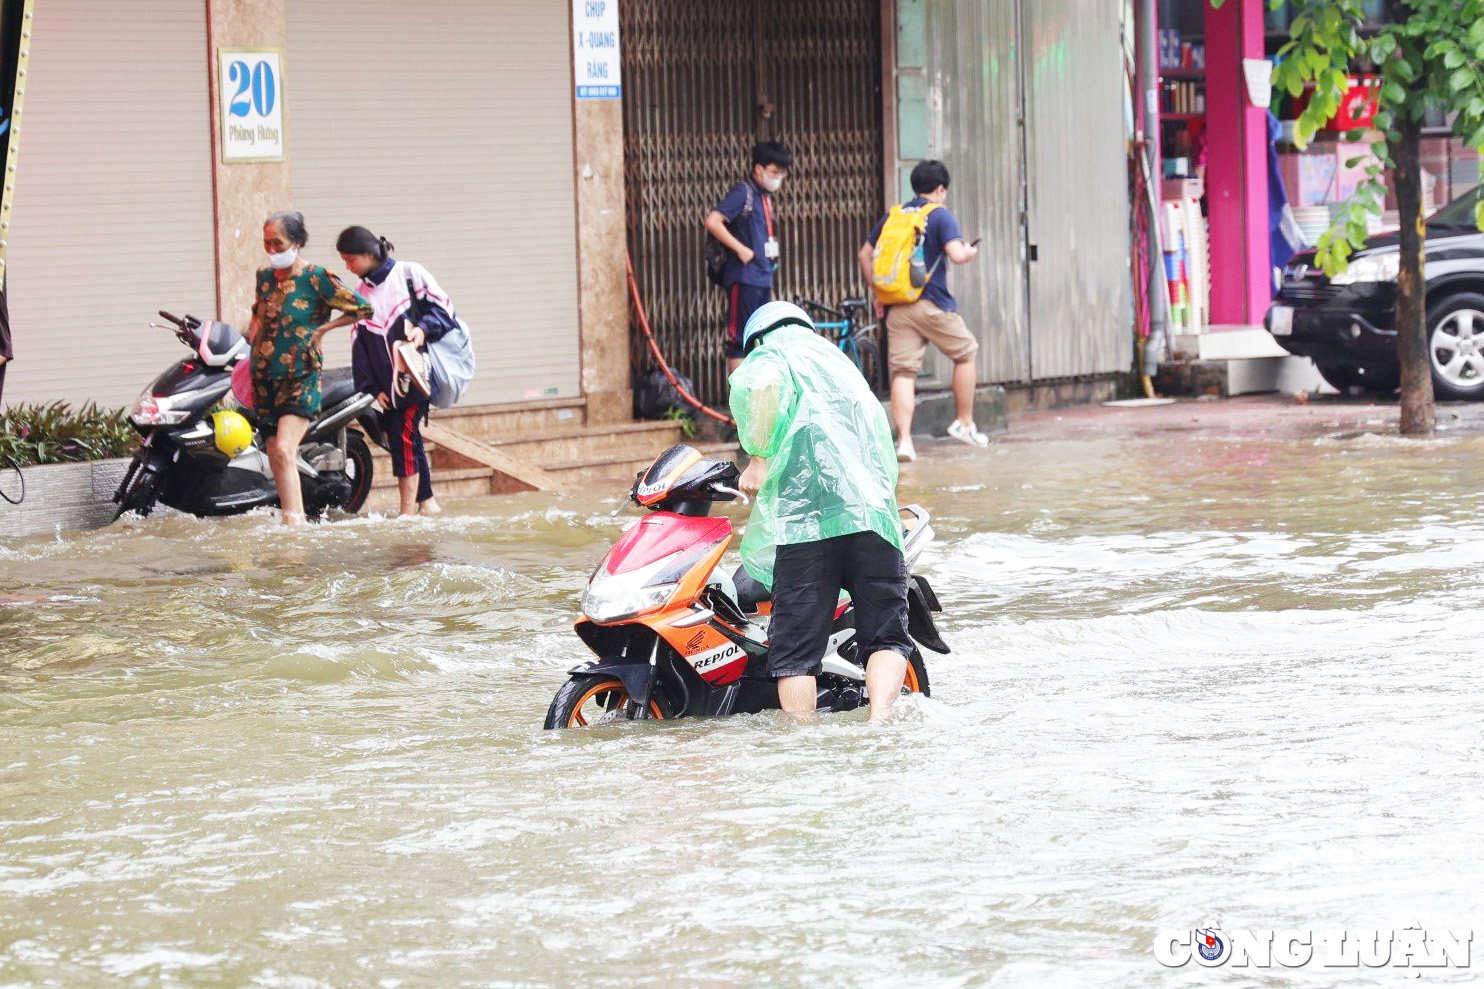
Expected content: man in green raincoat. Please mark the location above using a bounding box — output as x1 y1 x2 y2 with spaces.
730 301 912 721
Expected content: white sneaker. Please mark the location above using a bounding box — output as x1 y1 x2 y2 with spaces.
947 419 990 448
896 438 917 463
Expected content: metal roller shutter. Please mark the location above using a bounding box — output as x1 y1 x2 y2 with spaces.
286 0 581 406
5 0 215 408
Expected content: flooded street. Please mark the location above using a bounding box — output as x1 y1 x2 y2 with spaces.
5 398 1484 988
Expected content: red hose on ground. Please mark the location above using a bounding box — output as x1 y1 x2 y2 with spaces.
625 251 736 427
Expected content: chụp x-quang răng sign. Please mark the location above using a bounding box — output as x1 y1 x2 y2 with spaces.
218 49 285 163
573 0 620 99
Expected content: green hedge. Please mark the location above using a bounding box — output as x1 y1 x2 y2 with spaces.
0 401 136 468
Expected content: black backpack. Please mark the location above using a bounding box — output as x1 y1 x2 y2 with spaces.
704 182 755 286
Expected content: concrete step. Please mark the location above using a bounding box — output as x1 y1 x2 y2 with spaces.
363 466 494 514
429 397 587 441
483 420 685 465
545 442 741 488
1157 355 1332 397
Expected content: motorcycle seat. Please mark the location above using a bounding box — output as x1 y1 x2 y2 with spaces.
732 565 772 612
319 367 358 408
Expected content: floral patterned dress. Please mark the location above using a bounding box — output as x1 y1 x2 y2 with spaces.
250 264 372 429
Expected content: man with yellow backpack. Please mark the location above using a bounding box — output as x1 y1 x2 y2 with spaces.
857 160 987 463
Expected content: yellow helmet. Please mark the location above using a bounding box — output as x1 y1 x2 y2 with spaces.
212 410 254 458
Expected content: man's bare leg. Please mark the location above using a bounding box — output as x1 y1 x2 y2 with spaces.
777 674 817 719
951 358 977 429
865 650 908 722
890 374 916 440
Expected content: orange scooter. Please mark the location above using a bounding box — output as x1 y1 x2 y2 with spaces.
544 444 948 728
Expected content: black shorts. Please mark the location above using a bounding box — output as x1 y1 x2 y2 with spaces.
726 283 772 359
767 531 913 679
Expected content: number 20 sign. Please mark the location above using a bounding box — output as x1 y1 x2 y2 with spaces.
218 49 285 163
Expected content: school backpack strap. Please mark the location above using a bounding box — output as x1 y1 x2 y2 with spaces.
705 181 759 287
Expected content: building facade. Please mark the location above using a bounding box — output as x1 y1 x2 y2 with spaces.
3 0 629 422
3 0 1134 419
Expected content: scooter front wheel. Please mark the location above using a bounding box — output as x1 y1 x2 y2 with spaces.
544 674 670 729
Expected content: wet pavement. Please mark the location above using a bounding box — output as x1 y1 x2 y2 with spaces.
4 394 1484 987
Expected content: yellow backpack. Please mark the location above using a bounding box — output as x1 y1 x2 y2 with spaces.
871 202 945 305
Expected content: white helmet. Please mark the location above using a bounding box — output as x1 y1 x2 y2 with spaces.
741 300 814 354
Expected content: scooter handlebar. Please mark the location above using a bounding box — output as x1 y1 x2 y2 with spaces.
711 484 750 506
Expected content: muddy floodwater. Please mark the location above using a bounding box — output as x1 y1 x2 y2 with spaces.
4 399 1484 988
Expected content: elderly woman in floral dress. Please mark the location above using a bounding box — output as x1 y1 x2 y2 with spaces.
247 210 373 525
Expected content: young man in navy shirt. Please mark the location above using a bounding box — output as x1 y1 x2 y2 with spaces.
705 141 791 374
859 159 987 462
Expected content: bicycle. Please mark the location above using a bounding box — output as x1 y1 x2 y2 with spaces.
794 296 888 397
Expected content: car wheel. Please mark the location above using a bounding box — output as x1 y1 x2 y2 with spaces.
1428 293 1484 400
1315 361 1399 394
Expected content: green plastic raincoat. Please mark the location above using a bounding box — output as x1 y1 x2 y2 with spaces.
728 324 902 588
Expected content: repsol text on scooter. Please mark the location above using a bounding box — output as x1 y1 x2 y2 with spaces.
544 444 951 728
113 310 382 519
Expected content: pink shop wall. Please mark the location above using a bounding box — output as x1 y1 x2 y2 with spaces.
1203 0 1270 326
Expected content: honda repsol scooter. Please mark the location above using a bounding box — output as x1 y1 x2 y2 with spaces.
544 444 951 728
113 311 381 519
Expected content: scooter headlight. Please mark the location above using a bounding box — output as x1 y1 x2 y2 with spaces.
130 391 190 427
580 551 690 624
581 578 680 625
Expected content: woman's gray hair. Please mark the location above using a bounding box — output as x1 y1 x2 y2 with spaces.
265 210 308 247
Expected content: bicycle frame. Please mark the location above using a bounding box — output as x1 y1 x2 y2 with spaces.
795 296 887 395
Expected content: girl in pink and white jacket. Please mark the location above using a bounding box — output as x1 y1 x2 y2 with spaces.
337 225 458 517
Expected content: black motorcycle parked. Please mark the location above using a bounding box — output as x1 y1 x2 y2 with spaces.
113 311 380 519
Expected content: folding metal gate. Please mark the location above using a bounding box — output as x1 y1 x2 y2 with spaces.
622 0 884 409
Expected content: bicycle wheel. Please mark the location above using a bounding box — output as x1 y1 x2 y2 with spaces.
853 337 887 397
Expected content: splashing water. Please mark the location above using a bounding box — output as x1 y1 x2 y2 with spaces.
4 424 1484 987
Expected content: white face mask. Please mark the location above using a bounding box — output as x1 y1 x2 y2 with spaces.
760 175 783 193
267 247 298 270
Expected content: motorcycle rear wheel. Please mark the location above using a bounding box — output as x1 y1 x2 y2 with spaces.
544 674 670 729
903 651 931 696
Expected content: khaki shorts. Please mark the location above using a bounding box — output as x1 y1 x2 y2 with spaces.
886 299 979 379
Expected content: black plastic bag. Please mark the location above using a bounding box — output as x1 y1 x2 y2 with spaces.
633 367 696 420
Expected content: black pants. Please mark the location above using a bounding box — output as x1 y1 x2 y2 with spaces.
767 531 913 678
380 401 433 503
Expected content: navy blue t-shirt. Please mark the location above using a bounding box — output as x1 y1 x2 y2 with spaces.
715 179 776 289
868 197 964 312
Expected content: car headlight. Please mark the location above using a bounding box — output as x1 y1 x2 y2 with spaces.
129 392 190 427
1330 252 1400 285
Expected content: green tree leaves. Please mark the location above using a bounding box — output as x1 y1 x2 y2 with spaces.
1255 0 1484 274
